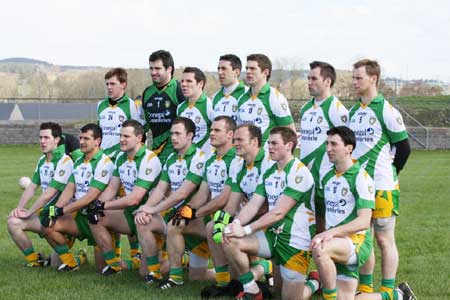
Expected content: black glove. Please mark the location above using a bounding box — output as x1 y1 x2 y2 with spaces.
87 210 100 224
88 200 105 217
172 205 196 226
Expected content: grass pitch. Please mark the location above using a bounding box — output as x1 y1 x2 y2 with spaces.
0 145 449 299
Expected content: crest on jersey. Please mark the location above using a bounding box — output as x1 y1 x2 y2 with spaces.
145 168 152 175
280 181 285 189
59 170 65 177
257 107 263 115
221 170 226 177
165 101 171 108
341 116 348 123
195 116 201 124
341 187 348 196
196 162 204 170
369 117 376 125
295 175 303 184
119 116 125 122
101 170 108 177
182 168 187 176
281 103 288 111
133 170 137 177
232 105 238 112
396 117 403 125
86 171 91 178
50 171 54 177
368 186 374 194
317 116 323 124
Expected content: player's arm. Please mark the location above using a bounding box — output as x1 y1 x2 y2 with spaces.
97 176 121 202
105 184 148 210
54 182 76 208
61 186 103 214
222 191 244 216
193 184 231 218
149 179 202 214
232 194 266 226
26 187 60 215
10 183 38 217
311 208 372 249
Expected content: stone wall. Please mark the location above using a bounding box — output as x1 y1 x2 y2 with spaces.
0 123 449 150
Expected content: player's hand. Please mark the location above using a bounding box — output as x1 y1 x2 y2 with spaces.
311 230 334 249
87 210 100 224
9 208 26 218
18 209 33 219
224 222 245 238
134 211 151 225
212 222 226 244
139 205 155 215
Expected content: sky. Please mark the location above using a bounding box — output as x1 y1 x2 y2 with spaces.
1 0 449 82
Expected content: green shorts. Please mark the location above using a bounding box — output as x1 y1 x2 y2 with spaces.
124 206 138 236
336 232 373 279
74 212 96 246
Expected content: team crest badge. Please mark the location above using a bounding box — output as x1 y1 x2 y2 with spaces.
341 116 348 123
196 162 204 169
133 170 137 177
221 170 226 177
232 105 238 112
280 181 285 189
145 168 152 175
368 186 374 194
369 117 376 125
396 117 403 125
281 103 287 111
257 107 263 115
59 170 65 177
101 170 108 177
165 101 171 108
182 168 187 176
295 176 303 184
119 116 125 122
86 171 91 178
317 116 323 124
195 116 201 124
50 171 54 177
341 187 348 196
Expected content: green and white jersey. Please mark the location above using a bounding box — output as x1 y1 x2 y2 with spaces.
348 94 408 190
212 81 248 122
113 146 161 205
319 162 375 235
177 93 214 156
237 83 294 148
160 145 207 207
31 144 73 199
231 148 274 201
97 94 146 160
299 96 348 183
142 79 185 164
69 150 115 200
203 147 243 199
255 158 315 250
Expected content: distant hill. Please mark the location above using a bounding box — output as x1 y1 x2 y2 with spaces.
0 57 52 66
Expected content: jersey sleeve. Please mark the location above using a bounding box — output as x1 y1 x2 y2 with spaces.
135 152 161 190
49 156 73 191
206 97 214 122
269 89 294 126
383 102 408 144
90 157 115 191
284 162 314 203
355 170 375 210
225 156 244 187
112 153 125 177
31 156 44 185
130 100 147 126
159 155 172 183
231 167 244 193
202 156 214 182
186 150 206 185
329 98 349 126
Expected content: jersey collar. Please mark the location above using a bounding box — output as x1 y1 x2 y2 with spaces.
49 144 65 162
359 93 384 107
178 144 197 160
216 146 236 161
313 95 333 108
131 144 147 160
250 83 270 99
83 149 104 163
334 161 359 177
188 93 207 107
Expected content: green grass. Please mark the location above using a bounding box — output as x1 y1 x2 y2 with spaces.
1 145 449 299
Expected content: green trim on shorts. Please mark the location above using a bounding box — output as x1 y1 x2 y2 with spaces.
74 212 96 246
336 232 373 279
124 207 137 236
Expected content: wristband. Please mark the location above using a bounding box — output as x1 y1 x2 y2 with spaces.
233 219 241 225
244 225 252 236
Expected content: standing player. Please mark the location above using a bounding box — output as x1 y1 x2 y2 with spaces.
299 61 348 184
211 54 247 121
142 50 185 164
134 117 208 284
87 120 161 275
97 68 145 160
237 54 296 149
42 124 115 272
8 122 74 267
348 59 411 298
177 67 214 157
224 127 315 300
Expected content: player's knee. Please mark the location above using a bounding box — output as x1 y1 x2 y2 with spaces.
7 216 23 230
205 221 214 239
312 246 326 261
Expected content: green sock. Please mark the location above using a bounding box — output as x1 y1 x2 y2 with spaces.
380 278 396 300
250 259 271 274
169 267 183 284
322 287 337 300
146 255 162 279
214 265 230 287
103 250 121 270
129 241 140 257
239 271 254 285
306 279 320 294
22 247 39 263
358 274 374 293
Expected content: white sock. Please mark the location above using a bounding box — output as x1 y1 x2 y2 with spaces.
243 280 260 294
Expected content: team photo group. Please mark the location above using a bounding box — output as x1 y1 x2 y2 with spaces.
7 50 417 300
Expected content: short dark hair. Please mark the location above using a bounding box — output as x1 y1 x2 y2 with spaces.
309 61 336 87
247 54 272 80
149 50 175 77
104 68 127 83
270 126 298 154
326 126 356 152
183 67 207 90
172 117 196 140
219 54 242 73
236 124 262 147
80 123 102 140
214 115 237 133
353 59 381 85
40 122 62 139
122 120 145 140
